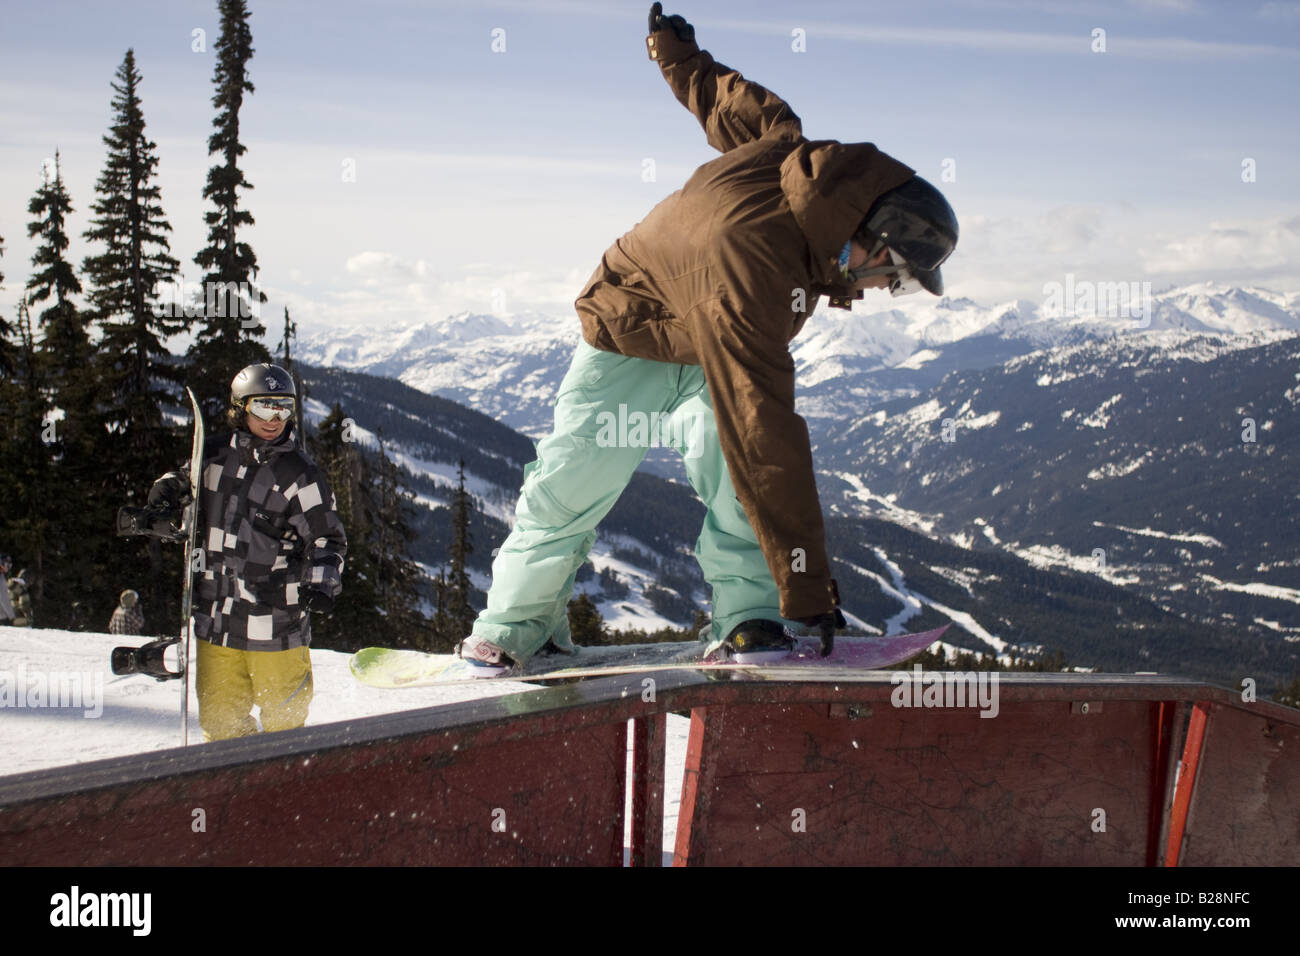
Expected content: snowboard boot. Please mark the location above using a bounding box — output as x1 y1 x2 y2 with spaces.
721 619 795 664
456 635 516 678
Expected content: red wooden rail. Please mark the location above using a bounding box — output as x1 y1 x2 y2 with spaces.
0 672 1295 866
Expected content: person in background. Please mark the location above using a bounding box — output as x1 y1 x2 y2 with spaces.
0 554 14 625
109 589 145 635
8 568 33 628
146 364 346 741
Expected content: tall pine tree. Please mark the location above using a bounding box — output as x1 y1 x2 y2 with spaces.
25 154 108 628
27 153 88 379
0 231 13 378
81 50 186 628
431 565 452 650
1 300 52 610
188 0 268 420
446 459 477 641
278 307 304 443
0 233 12 500
373 435 427 648
429 461 482 650
83 48 182 455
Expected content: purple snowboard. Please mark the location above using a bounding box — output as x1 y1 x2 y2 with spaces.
769 625 950 670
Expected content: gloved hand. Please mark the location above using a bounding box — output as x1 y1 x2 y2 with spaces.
300 588 334 614
147 471 192 513
795 609 846 657
648 2 694 41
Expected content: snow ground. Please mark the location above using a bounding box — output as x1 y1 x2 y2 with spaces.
0 627 688 862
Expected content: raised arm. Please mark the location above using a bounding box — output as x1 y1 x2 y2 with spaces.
647 3 802 153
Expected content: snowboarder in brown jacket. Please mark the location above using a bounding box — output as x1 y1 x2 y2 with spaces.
459 5 958 673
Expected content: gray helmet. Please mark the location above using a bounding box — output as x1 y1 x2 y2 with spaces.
120 589 138 609
853 176 958 295
230 363 296 407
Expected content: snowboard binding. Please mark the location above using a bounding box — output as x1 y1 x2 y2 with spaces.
111 637 183 681
116 505 186 542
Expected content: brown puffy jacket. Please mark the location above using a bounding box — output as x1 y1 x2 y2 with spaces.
574 26 915 620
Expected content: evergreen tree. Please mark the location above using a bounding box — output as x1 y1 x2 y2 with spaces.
0 231 14 378
26 153 88 375
446 459 477 640
25 156 110 628
278 307 304 443
83 48 182 449
306 405 376 651
567 592 605 646
0 239 16 527
1 301 52 608
431 565 452 650
0 234 12 513
305 406 428 651
372 434 426 647
81 49 186 626
187 0 268 420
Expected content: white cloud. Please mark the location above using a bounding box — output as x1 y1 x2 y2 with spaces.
943 206 1300 303
279 257 590 332
1141 216 1300 274
283 209 1300 337
344 251 429 281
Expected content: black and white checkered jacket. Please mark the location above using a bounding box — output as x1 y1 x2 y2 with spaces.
181 425 346 652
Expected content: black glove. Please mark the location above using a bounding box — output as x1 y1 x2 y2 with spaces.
301 588 334 614
648 2 694 41
795 609 846 657
148 471 192 513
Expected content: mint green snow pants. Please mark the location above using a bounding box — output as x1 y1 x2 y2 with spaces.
471 340 789 664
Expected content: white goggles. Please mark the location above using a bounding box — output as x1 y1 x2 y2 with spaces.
844 243 923 297
884 247 923 298
246 396 296 422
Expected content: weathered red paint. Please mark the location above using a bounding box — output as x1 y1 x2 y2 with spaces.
1146 700 1184 866
0 672 1296 866
674 698 1162 865
629 713 666 867
1174 701 1300 865
0 701 630 866
1165 701 1210 867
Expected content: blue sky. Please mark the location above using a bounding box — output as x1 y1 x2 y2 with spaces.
1 0 1298 335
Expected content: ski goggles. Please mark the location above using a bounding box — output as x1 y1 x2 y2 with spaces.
843 243 924 297
244 396 296 422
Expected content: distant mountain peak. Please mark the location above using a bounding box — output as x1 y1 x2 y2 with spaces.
299 283 1299 465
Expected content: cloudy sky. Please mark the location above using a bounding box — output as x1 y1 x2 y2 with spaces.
1 0 1298 338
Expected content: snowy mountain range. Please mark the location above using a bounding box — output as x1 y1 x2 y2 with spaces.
299 282 1300 458
293 282 1300 687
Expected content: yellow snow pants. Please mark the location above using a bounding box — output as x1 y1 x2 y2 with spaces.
196 641 313 741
